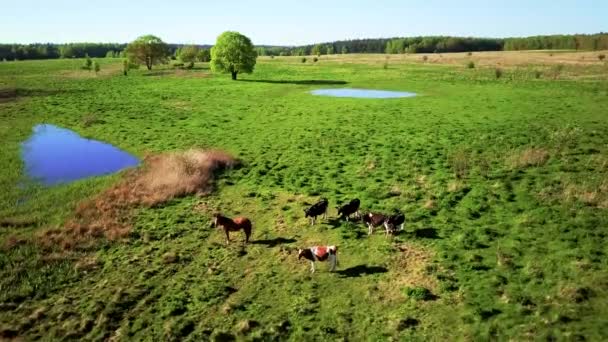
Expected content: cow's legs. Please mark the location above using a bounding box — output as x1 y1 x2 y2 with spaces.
368 223 373 235
400 223 404 231
225 230 230 243
329 255 336 272
310 261 316 273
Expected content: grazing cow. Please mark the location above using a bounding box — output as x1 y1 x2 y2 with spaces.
384 212 405 235
298 245 338 273
211 213 252 243
337 198 361 221
362 212 389 236
304 198 328 225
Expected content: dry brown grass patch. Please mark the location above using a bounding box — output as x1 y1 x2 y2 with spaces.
37 149 238 250
507 148 550 168
379 243 438 301
539 178 608 208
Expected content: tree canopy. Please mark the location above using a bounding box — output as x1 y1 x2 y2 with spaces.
210 31 257 80
124 35 169 70
179 45 199 67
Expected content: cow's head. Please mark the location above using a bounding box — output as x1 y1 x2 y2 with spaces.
297 248 305 259
210 213 220 228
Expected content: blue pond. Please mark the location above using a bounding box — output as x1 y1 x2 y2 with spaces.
311 88 416 98
22 124 140 185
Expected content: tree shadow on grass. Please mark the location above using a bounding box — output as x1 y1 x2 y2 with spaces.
336 265 388 278
238 79 348 85
251 237 297 247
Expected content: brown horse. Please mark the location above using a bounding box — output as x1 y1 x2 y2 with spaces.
212 213 252 243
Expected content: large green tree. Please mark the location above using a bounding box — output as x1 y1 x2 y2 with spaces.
210 31 257 80
124 35 169 70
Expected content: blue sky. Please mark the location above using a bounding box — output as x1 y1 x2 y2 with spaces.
1 0 606 45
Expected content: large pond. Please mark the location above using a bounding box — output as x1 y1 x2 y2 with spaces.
22 124 139 185
311 88 417 98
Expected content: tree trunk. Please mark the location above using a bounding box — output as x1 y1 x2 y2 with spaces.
231 71 238 80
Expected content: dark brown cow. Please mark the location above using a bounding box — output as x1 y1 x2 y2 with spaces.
362 212 388 236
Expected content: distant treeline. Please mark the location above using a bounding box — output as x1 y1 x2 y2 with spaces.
0 43 208 61
1 33 607 60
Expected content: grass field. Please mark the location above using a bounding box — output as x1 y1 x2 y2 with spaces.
1 53 608 340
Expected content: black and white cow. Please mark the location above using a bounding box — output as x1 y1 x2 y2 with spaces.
384 212 405 235
298 245 338 273
304 198 328 225
337 198 361 221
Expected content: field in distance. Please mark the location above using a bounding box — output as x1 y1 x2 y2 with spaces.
1 51 607 340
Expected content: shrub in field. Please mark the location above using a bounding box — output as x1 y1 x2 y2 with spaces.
383 56 389 69
179 45 199 67
313 57 318 63
211 31 257 80
422 55 428 62
125 35 170 70
467 61 475 69
172 62 185 69
534 70 542 79
93 61 100 74
467 52 473 56
495 68 503 79
599 54 606 61
301 57 307 63
551 64 564 79
122 59 129 75
82 54 92 70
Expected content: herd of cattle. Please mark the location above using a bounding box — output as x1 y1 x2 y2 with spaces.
212 197 405 273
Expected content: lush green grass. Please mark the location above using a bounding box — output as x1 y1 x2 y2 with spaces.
1 56 608 340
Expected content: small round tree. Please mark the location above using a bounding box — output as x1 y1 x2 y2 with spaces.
179 45 199 68
125 35 169 70
210 31 257 80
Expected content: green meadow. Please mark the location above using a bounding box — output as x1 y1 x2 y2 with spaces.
1 55 607 340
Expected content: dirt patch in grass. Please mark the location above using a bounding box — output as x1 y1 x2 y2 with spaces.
379 243 438 301
36 149 238 250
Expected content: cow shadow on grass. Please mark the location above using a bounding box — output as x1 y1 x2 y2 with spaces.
251 237 297 247
238 79 348 85
411 227 441 239
336 265 388 278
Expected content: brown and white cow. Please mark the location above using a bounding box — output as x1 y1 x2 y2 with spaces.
298 245 338 273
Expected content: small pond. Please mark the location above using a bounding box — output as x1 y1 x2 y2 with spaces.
311 88 417 99
22 124 140 185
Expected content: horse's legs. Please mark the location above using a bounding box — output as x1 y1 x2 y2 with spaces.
244 227 250 244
